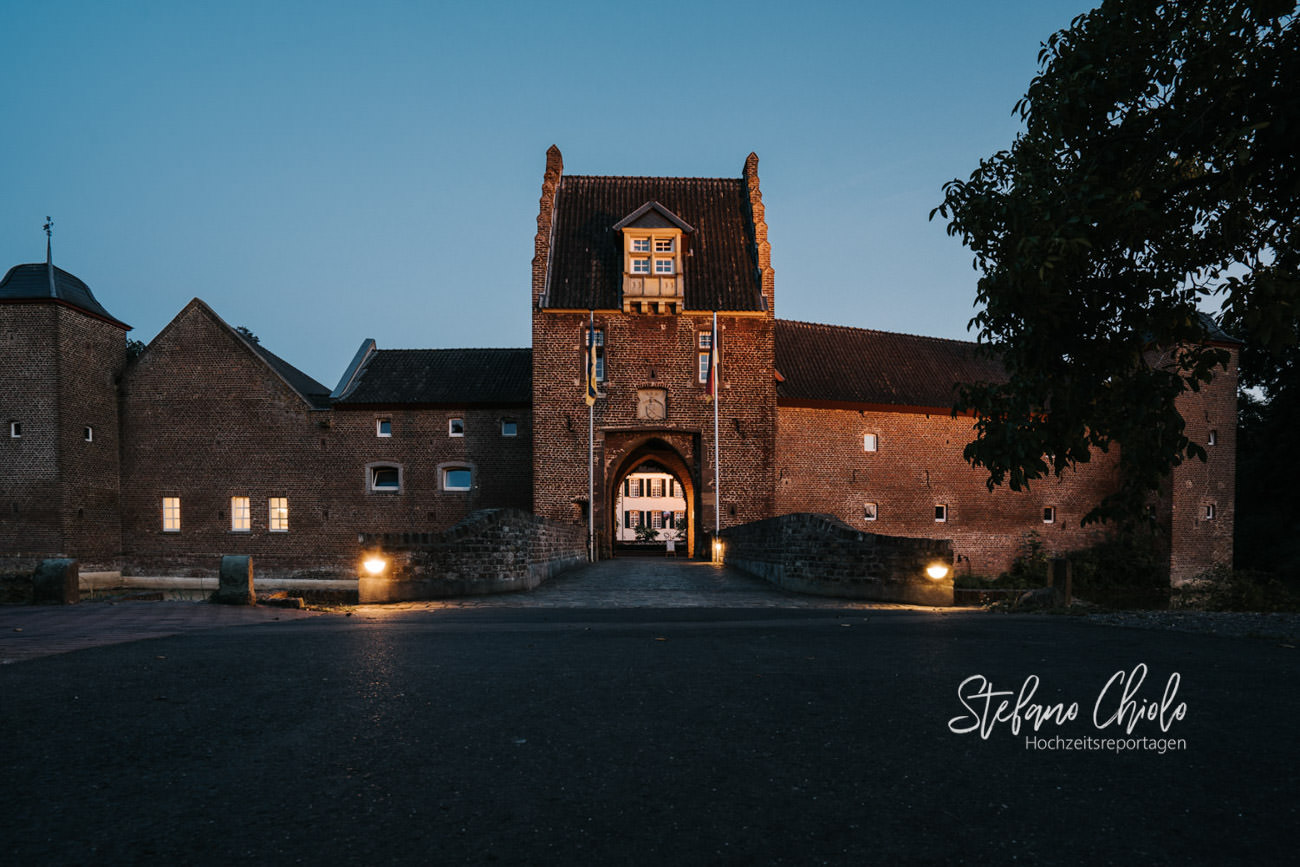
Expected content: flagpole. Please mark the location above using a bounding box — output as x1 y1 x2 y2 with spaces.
588 310 596 562
713 310 721 557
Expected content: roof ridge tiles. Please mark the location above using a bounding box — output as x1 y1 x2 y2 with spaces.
777 318 981 348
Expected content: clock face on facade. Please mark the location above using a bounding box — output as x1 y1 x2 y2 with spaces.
636 388 667 421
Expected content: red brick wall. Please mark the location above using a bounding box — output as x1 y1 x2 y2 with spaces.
774 404 1122 577
1168 346 1238 582
0 304 124 566
532 309 775 556
119 300 343 576
0 306 64 557
56 306 126 566
328 405 533 540
119 299 534 578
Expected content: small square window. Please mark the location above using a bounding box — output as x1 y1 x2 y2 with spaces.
162 497 181 532
449 418 465 437
1205 503 1216 520
1208 430 1218 446
863 433 878 452
231 496 250 532
443 467 472 491
84 426 94 442
654 258 674 274
934 504 948 523
631 258 651 274
698 332 713 349
1043 506 1056 524
269 497 289 532
376 418 392 437
863 503 878 521
654 238 674 252
501 419 517 437
9 421 20 438
631 237 651 252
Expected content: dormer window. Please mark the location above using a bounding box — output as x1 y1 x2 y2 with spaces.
614 201 695 315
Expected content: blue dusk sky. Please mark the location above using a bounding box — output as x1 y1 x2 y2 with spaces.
1 0 1097 386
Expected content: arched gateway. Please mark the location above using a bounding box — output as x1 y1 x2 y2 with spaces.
604 435 698 558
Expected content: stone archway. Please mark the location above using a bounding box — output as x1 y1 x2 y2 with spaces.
605 436 698 558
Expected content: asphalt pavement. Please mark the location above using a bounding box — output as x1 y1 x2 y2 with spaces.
0 562 1295 864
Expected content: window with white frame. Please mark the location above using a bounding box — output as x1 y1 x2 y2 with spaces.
448 417 465 437
654 258 674 275
162 497 181 532
651 478 664 497
627 478 642 497
84 426 94 442
1208 429 1218 446
674 510 685 526
934 504 948 523
863 503 878 521
863 433 878 452
442 466 472 491
631 237 651 253
376 418 392 437
626 510 640 527
369 464 401 493
631 257 651 274
269 497 289 532
231 496 250 532
651 511 663 529
501 419 517 437
1043 506 1056 524
9 421 20 438
1205 503 1216 520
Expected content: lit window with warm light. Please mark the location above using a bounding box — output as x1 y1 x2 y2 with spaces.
269 497 289 532
162 497 181 532
231 496 250 532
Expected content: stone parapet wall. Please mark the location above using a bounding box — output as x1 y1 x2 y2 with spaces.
720 513 955 606
359 509 587 602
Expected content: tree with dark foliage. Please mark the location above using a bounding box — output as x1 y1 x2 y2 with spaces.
933 0 1298 526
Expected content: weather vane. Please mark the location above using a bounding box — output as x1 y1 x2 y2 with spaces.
44 216 53 239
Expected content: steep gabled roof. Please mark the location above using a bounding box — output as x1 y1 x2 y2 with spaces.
774 319 1005 410
0 262 130 329
334 348 532 406
141 299 332 409
544 176 763 311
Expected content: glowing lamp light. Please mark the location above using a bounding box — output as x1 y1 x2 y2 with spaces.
711 539 725 564
363 557 387 576
926 562 951 581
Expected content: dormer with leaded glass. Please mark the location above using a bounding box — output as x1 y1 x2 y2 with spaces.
613 201 695 314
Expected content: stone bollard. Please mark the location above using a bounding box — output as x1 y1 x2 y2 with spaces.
212 555 255 605
33 559 79 604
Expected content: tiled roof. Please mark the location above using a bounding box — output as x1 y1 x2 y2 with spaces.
544 176 764 311
245 340 333 410
336 348 532 406
0 262 129 328
774 319 1005 409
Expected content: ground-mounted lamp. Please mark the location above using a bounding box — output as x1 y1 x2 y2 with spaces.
711 538 725 565
926 562 951 581
362 554 387 577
